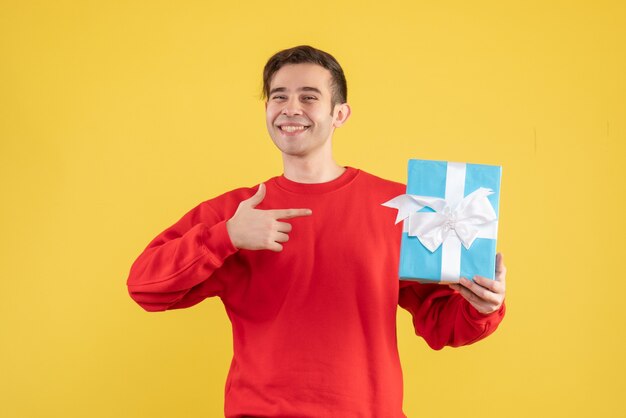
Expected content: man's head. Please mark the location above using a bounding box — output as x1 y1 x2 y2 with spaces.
262 45 347 113
263 46 351 160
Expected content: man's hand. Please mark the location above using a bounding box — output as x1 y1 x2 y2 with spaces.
226 183 312 252
448 253 506 314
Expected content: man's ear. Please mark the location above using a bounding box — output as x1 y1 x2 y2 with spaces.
264 101 268 110
333 103 352 128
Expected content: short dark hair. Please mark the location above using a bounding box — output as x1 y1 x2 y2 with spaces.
262 45 348 109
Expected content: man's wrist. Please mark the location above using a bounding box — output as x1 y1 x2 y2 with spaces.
225 219 240 249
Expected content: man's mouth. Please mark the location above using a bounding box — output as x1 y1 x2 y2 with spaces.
278 125 310 133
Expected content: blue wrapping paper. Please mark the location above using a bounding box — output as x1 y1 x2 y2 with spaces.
386 159 502 283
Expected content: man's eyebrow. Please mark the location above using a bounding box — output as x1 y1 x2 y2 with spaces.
299 87 322 94
269 86 323 96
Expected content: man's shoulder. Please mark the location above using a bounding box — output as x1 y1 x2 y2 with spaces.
162 185 257 227
355 168 406 193
197 171 283 210
206 185 257 204
195 181 266 216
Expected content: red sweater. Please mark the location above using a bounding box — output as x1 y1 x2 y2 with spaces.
127 167 505 418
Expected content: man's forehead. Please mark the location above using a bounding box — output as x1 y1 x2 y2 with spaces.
269 63 332 94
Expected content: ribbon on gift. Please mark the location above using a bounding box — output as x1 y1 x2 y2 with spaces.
383 187 497 251
382 162 499 282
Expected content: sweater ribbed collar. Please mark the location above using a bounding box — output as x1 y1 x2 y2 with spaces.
273 166 360 194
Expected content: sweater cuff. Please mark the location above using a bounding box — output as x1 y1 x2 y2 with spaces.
202 220 239 263
463 299 506 324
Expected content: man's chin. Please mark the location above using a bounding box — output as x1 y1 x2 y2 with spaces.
278 148 308 158
273 143 312 158
269 135 327 158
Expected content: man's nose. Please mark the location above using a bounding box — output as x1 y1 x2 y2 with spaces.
281 98 303 116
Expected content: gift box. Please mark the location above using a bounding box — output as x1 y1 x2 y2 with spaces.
383 159 502 283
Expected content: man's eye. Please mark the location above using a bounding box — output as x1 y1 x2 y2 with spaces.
303 96 317 101
272 96 286 100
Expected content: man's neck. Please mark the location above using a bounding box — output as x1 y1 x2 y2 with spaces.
282 153 345 184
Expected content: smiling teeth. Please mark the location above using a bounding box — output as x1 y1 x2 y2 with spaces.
281 126 307 132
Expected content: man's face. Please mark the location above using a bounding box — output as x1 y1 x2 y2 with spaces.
265 63 348 158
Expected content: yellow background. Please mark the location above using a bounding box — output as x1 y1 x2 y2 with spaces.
1 1 624 417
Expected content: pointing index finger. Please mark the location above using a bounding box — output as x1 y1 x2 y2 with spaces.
268 208 313 220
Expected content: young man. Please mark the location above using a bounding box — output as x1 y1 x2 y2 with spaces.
127 45 506 418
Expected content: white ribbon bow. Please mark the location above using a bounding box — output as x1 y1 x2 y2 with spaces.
383 187 497 252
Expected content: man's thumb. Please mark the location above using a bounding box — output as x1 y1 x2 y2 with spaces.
246 183 266 208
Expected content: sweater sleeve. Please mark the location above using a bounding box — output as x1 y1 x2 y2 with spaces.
398 281 506 350
126 200 239 312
